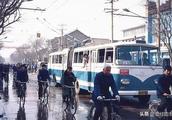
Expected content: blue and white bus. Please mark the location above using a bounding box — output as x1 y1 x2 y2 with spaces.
48 41 163 103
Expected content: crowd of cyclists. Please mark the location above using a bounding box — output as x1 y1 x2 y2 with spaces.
0 61 172 120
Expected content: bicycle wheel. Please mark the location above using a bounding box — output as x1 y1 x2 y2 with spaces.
21 88 26 106
112 114 122 120
69 97 77 115
149 102 161 120
101 107 108 120
88 104 96 120
149 102 159 113
43 87 49 104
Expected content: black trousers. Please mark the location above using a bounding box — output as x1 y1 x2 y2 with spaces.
158 96 172 112
93 101 117 120
38 82 47 98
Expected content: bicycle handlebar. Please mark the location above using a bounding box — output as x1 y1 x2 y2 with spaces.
16 81 27 84
165 95 172 99
99 98 118 102
63 85 75 89
38 80 48 83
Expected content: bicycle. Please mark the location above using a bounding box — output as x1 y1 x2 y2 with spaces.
16 81 27 107
39 80 49 104
37 101 48 120
88 97 121 120
149 95 172 120
16 105 26 120
62 85 78 115
12 71 17 89
3 72 9 84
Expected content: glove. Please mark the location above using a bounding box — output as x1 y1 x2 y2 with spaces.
115 95 120 101
97 96 103 100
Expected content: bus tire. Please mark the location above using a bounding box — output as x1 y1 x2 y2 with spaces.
75 81 80 94
138 95 150 104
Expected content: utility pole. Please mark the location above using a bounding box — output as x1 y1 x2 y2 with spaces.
157 0 161 62
58 24 66 50
111 0 114 43
105 0 119 43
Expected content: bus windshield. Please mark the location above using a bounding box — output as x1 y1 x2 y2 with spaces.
115 45 160 66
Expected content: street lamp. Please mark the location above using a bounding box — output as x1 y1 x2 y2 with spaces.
123 8 147 19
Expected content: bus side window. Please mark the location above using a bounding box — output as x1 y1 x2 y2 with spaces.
79 52 83 63
59 55 62 63
106 48 113 63
55 55 59 63
97 49 105 63
52 55 55 64
49 56 52 63
74 52 78 63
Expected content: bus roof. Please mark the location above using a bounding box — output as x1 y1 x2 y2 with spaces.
73 41 158 51
49 48 69 56
49 41 158 55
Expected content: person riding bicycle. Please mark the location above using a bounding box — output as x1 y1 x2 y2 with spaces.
61 66 76 102
2 64 10 84
157 65 172 113
17 64 29 97
37 64 50 99
92 64 120 120
0 64 3 90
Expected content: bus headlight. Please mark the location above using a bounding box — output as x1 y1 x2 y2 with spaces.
154 79 158 84
121 79 130 85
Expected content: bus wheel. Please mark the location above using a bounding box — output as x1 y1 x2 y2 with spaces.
75 81 80 94
138 95 150 104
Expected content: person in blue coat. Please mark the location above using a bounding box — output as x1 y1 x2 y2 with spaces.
92 64 120 120
157 65 172 114
37 64 50 99
17 64 29 97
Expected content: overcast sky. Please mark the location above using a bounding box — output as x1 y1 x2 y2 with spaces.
1 0 163 60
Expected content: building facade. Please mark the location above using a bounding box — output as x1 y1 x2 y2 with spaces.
147 0 172 58
122 24 146 42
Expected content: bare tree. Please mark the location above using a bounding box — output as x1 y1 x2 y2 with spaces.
151 10 172 62
160 12 172 61
10 39 49 64
0 0 23 35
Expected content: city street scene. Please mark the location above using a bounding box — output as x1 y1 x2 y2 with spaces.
0 0 172 120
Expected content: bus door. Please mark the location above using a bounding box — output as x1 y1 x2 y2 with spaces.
62 54 66 74
90 50 97 90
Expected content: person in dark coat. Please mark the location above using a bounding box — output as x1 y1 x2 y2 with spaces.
37 64 50 99
17 64 29 97
61 66 76 102
0 64 3 91
92 64 120 120
157 65 172 113
3 64 9 83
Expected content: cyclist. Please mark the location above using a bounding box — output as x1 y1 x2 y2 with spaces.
157 65 172 113
92 64 120 120
61 66 76 102
17 64 29 97
37 64 50 99
2 64 10 84
0 64 3 90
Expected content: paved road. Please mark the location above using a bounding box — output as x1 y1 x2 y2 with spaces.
0 72 159 120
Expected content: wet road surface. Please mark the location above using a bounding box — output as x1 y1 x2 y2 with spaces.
0 72 159 120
